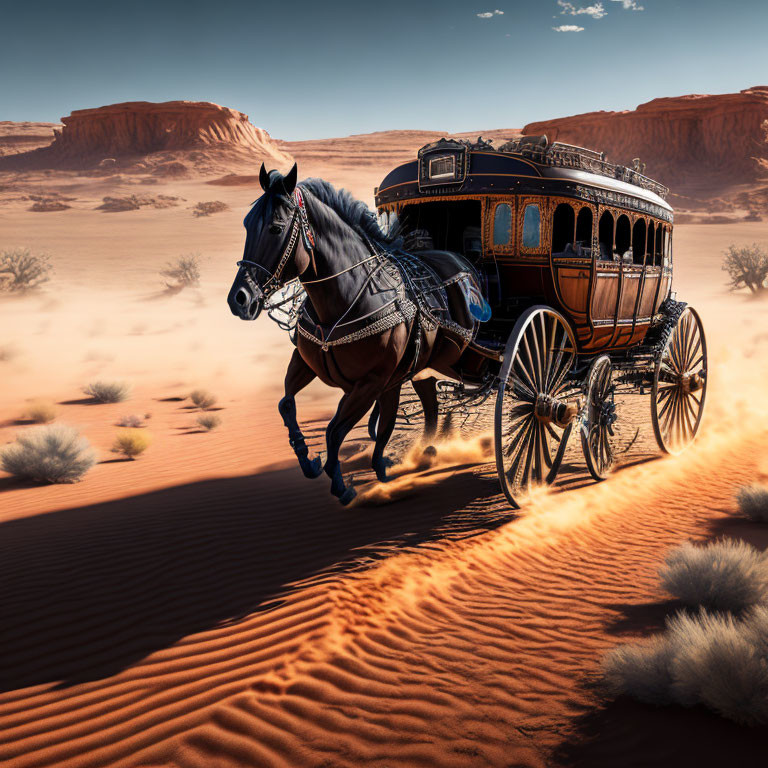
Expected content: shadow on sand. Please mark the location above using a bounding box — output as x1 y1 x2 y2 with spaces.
0 464 504 692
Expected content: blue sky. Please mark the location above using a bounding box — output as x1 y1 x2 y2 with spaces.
1 0 766 140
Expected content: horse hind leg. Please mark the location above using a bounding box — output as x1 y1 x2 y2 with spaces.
371 386 401 482
278 350 323 479
412 375 439 442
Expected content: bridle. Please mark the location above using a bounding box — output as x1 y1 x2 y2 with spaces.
237 187 316 298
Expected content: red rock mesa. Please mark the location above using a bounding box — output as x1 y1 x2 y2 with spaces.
523 87 768 194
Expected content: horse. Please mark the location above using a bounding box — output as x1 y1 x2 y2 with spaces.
227 163 488 504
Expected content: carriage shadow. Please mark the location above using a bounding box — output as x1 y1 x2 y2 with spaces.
0 464 504 693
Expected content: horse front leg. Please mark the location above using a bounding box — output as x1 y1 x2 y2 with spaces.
371 385 401 482
278 349 323 479
324 379 385 505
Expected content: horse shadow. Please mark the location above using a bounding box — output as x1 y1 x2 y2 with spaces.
0 464 504 693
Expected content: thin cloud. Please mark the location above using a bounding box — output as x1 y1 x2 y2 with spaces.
553 24 585 31
557 1 607 18
477 9 504 18
610 0 644 9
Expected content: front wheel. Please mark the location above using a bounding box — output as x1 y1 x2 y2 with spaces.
494 306 580 508
651 306 708 454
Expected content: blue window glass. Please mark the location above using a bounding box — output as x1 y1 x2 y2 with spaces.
522 204 541 249
493 203 512 246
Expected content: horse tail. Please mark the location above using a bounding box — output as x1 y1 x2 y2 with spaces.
367 403 379 441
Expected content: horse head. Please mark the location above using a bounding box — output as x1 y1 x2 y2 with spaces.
227 162 304 321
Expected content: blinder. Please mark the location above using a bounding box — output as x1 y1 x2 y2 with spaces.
237 187 316 299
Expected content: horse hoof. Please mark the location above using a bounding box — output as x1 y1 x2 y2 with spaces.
423 445 437 457
303 456 323 479
338 487 357 506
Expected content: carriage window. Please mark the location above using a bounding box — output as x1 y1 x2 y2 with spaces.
522 204 541 249
615 215 631 261
493 203 512 246
598 210 614 260
551 203 575 254
429 155 456 180
632 219 646 265
576 206 593 252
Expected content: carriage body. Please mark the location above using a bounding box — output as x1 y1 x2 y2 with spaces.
376 137 707 507
374 137 674 355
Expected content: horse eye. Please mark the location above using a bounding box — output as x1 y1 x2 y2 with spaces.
269 223 284 235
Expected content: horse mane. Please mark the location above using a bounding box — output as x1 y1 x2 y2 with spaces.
299 178 393 246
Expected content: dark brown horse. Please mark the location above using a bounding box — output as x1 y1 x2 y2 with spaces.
228 164 486 504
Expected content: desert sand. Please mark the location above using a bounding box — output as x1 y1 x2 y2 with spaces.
1 108 768 768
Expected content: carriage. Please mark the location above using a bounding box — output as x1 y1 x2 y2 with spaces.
373 135 708 507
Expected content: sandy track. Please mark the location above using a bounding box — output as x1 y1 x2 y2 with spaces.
2 164 768 766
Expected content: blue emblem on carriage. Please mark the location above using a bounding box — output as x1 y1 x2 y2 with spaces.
463 278 492 322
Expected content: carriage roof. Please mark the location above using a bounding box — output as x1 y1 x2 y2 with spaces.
375 137 673 223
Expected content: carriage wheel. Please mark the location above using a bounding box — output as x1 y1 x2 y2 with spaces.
494 306 579 508
651 306 708 455
581 355 618 481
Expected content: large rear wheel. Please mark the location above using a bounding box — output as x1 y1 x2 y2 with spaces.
651 306 707 454
494 306 579 508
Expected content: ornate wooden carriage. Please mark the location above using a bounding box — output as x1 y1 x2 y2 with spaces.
375 136 707 507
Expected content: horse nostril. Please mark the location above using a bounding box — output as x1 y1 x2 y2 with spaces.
235 288 249 307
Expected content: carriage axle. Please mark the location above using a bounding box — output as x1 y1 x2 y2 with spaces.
534 393 581 429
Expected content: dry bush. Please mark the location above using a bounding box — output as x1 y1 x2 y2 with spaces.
602 609 768 726
0 425 96 483
197 414 221 431
22 400 58 424
161 254 201 289
737 485 768 522
601 633 679 705
667 610 768 725
659 539 768 612
0 249 53 292
83 380 130 403
189 388 217 410
722 244 768 294
112 429 151 459
117 414 144 428
192 201 229 217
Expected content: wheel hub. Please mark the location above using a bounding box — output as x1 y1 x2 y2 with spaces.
535 393 580 428
680 371 706 394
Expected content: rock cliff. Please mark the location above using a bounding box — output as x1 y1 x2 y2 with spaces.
0 101 290 170
523 87 768 194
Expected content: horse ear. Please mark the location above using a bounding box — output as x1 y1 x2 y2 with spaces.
259 163 270 191
283 163 298 195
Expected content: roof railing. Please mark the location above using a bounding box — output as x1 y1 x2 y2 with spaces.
496 136 670 199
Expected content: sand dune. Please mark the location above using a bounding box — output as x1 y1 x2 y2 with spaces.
1 146 768 767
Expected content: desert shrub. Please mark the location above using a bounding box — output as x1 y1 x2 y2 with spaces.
0 425 96 483
22 400 58 423
197 414 221 431
161 254 200 288
112 429 151 459
722 243 768 294
659 539 768 612
602 609 768 725
83 380 130 403
117 414 144 428
0 248 53 292
737 485 768 522
192 201 229 217
601 632 679 705
667 610 768 725
189 388 217 410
